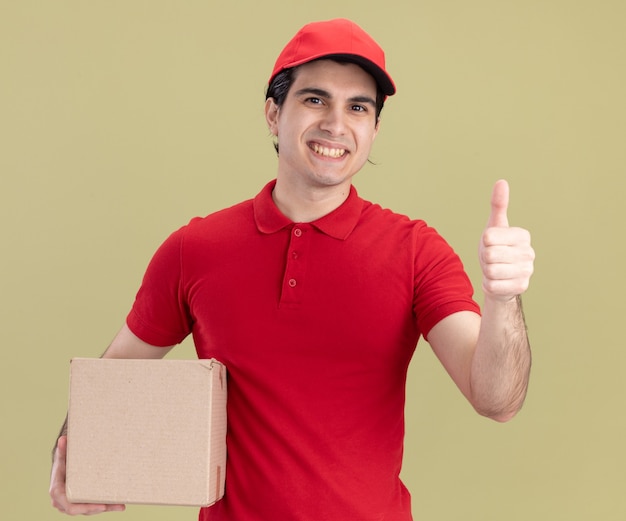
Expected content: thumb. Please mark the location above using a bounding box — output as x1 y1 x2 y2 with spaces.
56 435 68 456
487 179 510 228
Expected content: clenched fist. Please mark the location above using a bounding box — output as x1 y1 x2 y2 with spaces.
479 180 535 301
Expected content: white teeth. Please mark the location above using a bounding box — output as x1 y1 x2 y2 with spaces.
312 143 346 158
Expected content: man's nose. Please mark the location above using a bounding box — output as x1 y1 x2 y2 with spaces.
319 107 347 135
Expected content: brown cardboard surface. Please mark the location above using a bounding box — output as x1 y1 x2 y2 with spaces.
66 358 227 506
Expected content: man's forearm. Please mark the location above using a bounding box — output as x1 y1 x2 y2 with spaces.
470 295 532 422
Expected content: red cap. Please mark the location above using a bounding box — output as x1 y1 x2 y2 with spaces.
269 18 396 96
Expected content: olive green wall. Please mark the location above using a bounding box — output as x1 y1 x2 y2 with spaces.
2 1 624 520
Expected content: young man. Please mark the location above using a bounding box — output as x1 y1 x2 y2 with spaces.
50 18 534 520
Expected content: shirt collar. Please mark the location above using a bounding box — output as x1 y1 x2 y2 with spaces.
253 180 364 240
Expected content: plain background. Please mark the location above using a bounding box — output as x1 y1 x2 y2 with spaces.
2 1 625 520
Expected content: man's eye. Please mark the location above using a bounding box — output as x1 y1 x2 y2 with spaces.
306 97 322 105
351 105 367 112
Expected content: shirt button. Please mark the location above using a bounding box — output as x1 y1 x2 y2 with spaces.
292 251 298 259
293 228 302 237
288 279 297 288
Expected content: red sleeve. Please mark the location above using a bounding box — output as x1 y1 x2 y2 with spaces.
413 224 481 340
126 227 192 347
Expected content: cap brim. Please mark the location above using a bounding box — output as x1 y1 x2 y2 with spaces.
272 53 396 97
323 54 396 96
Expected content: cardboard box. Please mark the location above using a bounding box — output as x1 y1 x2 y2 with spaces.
66 358 227 507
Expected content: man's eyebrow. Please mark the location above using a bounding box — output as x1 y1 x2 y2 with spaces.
348 95 377 108
294 87 332 99
294 87 376 108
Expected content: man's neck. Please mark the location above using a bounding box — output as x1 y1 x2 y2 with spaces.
271 178 351 223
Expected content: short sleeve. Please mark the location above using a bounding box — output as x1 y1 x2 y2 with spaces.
126 227 192 346
413 225 481 339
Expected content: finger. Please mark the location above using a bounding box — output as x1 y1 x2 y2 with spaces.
482 227 532 248
487 179 509 228
56 434 67 458
66 503 126 515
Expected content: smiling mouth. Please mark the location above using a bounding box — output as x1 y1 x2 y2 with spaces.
310 143 347 159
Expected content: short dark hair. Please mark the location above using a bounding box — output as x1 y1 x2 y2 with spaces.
266 59 386 154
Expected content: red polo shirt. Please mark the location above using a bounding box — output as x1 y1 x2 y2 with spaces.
127 180 480 521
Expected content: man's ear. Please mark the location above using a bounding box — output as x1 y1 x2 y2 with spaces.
265 98 280 136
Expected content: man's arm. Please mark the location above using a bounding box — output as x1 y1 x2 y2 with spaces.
100 323 175 360
50 324 174 515
427 180 534 422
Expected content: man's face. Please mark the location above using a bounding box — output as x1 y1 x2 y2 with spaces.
266 59 380 192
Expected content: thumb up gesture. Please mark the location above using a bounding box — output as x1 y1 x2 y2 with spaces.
479 180 535 302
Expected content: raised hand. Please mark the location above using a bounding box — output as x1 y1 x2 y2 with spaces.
479 180 535 301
